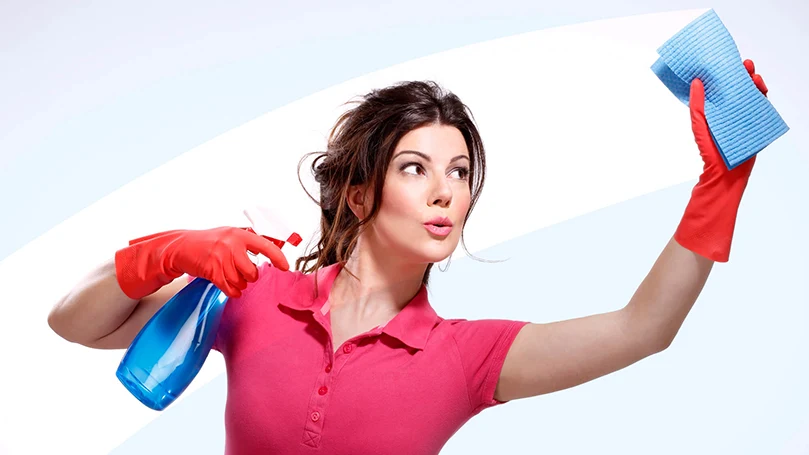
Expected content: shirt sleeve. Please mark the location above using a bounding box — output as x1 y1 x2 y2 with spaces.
184 264 272 354
449 318 531 414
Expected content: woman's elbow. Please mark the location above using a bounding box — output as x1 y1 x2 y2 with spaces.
47 297 83 344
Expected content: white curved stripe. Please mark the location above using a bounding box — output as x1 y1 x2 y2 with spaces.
0 9 706 455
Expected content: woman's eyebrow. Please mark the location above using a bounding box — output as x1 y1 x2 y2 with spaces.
394 150 470 163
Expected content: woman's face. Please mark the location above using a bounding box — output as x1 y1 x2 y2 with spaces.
361 124 472 265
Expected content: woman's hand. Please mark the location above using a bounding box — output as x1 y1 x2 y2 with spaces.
115 226 290 299
674 58 769 262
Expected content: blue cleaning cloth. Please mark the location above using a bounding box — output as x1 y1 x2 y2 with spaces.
651 9 789 170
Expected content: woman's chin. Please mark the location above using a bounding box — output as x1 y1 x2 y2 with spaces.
387 239 458 267
417 248 456 265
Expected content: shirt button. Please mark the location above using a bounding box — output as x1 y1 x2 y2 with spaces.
318 386 328 395
325 364 332 373
311 411 320 422
343 344 353 354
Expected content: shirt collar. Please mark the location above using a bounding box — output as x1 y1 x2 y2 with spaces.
279 262 439 351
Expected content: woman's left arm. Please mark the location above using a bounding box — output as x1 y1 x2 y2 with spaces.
495 59 769 402
495 236 711 402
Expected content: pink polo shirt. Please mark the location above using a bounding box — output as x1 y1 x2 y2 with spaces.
210 261 529 454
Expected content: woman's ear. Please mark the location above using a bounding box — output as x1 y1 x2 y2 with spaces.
346 184 372 220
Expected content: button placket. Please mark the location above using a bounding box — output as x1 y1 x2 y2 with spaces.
303 364 334 445
301 314 334 448
302 327 380 448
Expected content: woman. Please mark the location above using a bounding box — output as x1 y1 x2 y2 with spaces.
48 60 769 454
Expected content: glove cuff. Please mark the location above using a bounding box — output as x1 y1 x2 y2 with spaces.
674 172 750 262
115 232 185 299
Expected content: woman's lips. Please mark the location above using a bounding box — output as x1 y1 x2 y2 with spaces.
424 223 452 236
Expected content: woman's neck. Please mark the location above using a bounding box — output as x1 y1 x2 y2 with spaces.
329 238 426 322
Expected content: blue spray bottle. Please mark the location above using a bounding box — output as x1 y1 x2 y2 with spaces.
116 206 301 411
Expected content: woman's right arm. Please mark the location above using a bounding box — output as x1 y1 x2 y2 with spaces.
47 225 288 350
47 257 186 350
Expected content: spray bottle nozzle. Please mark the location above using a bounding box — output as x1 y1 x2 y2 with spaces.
286 232 303 247
243 205 301 251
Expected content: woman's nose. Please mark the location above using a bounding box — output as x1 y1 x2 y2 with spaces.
429 177 453 207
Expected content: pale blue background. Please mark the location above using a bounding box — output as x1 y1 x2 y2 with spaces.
1 0 807 260
2 0 807 454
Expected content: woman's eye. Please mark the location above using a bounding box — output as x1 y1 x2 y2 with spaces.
401 163 424 175
450 167 470 180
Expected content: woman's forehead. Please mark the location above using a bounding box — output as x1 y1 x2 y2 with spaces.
394 125 469 159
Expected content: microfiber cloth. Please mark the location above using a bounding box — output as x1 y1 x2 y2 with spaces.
651 9 789 170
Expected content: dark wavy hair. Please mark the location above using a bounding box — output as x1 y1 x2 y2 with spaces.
296 80 487 285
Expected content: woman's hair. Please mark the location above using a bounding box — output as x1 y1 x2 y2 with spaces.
296 80 487 285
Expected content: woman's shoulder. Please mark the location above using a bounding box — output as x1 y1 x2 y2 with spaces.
435 317 530 343
251 262 305 293
246 262 331 307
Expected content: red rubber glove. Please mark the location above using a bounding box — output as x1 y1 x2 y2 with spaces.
674 59 769 262
115 226 290 300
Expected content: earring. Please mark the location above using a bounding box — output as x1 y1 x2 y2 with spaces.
438 253 453 272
